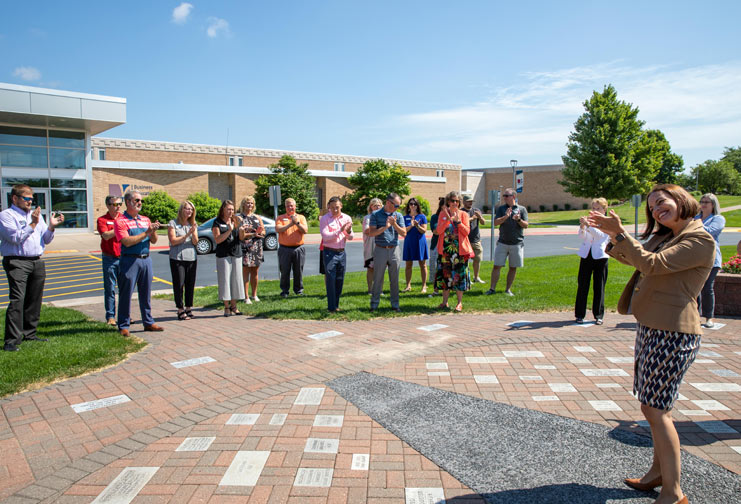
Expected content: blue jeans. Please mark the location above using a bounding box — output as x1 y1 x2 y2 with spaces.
323 249 346 311
117 255 154 330
102 255 119 320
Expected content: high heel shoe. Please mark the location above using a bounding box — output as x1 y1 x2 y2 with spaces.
623 475 662 491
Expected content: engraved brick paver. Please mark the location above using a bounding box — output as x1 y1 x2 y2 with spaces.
0 298 739 502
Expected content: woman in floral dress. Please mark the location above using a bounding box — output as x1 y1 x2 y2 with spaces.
238 196 265 304
434 191 473 312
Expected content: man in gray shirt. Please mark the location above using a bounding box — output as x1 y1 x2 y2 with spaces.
485 188 528 296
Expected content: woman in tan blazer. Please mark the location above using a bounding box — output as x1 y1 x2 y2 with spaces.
589 184 714 504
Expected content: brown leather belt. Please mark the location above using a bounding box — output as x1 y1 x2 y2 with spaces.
324 247 345 253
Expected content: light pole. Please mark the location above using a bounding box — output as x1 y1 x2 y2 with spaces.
510 159 518 191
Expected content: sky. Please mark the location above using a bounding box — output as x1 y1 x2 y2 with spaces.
2 1 740 171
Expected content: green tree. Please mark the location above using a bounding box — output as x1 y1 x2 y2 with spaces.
721 146 741 174
341 159 411 216
187 191 221 223
140 190 178 224
692 159 741 195
409 195 431 217
254 155 319 220
645 130 684 184
560 84 660 200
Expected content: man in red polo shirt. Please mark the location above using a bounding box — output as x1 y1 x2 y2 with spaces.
97 195 122 325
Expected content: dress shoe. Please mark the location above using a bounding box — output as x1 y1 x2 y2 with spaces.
3 344 19 352
119 329 130 338
675 496 688 504
144 324 164 332
624 475 662 491
392 307 402 313
24 336 48 342
107 318 117 326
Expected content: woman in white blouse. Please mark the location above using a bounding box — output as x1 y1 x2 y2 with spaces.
575 198 610 324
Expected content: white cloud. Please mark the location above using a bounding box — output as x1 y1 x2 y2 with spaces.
206 17 230 38
390 61 741 168
172 2 193 24
12 66 41 81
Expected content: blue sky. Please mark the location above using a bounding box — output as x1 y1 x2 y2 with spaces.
2 1 740 170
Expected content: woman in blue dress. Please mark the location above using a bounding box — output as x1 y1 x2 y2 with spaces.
402 197 429 293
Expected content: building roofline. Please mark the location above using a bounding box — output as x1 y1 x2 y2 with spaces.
92 137 461 170
0 82 126 104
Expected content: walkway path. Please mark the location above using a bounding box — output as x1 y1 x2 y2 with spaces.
1 301 740 503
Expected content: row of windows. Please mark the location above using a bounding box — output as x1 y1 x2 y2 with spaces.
0 126 85 149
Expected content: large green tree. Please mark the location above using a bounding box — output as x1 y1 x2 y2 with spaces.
692 159 741 195
254 155 319 220
560 85 660 200
645 129 684 184
341 159 411 216
721 146 741 174
187 191 221 223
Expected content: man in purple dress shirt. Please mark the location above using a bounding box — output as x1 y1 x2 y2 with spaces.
0 185 64 352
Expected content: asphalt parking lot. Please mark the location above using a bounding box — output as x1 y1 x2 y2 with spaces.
0 255 173 307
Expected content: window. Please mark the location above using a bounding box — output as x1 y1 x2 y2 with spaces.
334 162 345 172
98 148 106 160
238 157 243 166
436 170 445 178
229 156 235 166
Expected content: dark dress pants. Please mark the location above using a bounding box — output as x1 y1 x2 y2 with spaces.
278 245 305 294
323 249 346 311
3 257 46 347
169 259 197 309
574 252 608 319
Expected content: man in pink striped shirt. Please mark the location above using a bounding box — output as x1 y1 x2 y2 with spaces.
319 196 354 312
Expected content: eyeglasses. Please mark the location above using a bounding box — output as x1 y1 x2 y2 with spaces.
133 199 143 203
109 202 122 207
388 200 400 208
409 203 418 206
449 199 460 204
503 194 514 198
20 196 34 202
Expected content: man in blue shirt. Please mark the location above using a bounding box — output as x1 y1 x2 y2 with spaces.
368 193 407 312
115 191 163 337
0 185 64 352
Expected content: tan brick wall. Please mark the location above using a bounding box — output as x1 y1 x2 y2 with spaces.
484 169 589 211
92 168 209 218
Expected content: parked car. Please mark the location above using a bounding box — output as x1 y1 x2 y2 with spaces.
196 215 278 255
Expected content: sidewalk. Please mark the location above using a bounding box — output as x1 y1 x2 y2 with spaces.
1 299 739 503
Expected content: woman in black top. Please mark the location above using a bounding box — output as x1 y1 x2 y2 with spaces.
213 200 246 316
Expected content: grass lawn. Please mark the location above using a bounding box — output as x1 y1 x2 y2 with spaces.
722 209 741 227
0 307 146 398
158 254 638 321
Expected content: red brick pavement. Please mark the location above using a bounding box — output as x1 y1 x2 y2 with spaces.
1 300 739 502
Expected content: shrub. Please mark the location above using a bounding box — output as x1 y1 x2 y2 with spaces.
526 205 532 212
553 204 560 212
413 195 431 217
141 190 178 224
564 203 571 210
582 203 589 210
482 205 490 213
539 205 546 212
722 254 741 274
187 191 221 224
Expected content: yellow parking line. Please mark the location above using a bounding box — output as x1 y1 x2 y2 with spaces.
44 259 99 268
43 287 103 299
41 281 102 293
0 275 101 292
153 276 172 286
0 270 103 288
45 266 101 274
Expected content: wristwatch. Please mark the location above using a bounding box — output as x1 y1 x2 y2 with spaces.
615 233 626 243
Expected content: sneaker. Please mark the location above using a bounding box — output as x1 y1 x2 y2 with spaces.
504 290 514 296
576 318 584 324
484 288 496 295
106 318 117 326
595 318 604 325
244 297 252 305
280 292 289 298
475 277 486 284
252 296 260 302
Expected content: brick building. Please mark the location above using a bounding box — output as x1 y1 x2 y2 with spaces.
463 164 590 211
90 138 460 220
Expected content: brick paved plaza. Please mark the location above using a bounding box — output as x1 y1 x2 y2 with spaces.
1 300 739 503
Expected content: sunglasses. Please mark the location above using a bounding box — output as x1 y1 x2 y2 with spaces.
449 199 460 204
133 199 143 203
109 202 122 206
503 194 514 198
388 201 400 208
20 196 34 202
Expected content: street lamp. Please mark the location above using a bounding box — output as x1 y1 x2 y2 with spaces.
510 159 517 191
